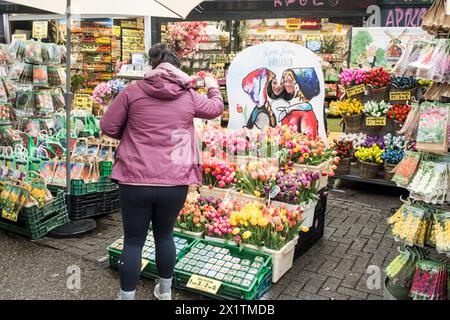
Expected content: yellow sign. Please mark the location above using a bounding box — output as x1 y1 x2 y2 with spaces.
366 117 387 127
187 275 222 295
73 94 93 110
12 34 27 41
346 84 366 97
336 24 343 33
305 34 323 42
113 26 121 37
286 18 301 31
32 21 48 39
390 91 411 101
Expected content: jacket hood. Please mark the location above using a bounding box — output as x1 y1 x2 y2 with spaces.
138 63 193 100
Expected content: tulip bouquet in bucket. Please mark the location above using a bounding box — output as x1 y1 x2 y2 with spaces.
381 148 405 181
365 67 391 101
234 160 278 199
204 198 239 241
201 159 237 189
332 139 355 175
355 145 384 179
229 202 303 251
339 68 366 100
329 99 364 133
263 167 319 205
176 192 208 234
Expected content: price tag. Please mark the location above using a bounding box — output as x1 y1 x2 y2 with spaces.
187 275 222 295
304 34 323 42
346 84 365 97
12 34 27 41
2 211 19 222
32 21 48 39
366 117 387 127
390 91 411 101
286 18 301 31
336 24 343 33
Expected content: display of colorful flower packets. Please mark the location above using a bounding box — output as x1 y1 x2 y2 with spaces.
392 151 421 187
433 211 450 254
175 242 267 288
416 103 449 153
410 260 448 300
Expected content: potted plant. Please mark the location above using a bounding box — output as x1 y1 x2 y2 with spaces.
355 145 384 179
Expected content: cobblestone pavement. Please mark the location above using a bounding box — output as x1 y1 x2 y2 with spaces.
1 184 403 300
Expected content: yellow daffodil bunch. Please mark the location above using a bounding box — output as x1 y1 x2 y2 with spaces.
355 145 384 164
329 99 363 117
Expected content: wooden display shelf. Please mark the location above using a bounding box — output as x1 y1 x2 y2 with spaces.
331 163 398 188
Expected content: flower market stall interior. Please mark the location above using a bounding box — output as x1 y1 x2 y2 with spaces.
0 0 449 301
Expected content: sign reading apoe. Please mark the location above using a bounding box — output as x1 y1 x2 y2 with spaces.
274 0 340 8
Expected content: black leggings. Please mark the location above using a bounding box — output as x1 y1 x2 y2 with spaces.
118 184 188 292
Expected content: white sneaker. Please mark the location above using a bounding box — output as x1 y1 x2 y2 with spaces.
154 283 172 300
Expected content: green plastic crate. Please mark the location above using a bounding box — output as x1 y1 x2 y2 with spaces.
98 177 117 192
0 191 69 240
108 231 199 280
173 240 272 300
48 177 117 196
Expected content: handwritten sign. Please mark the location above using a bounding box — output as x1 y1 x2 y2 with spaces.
286 18 301 31
390 91 411 101
187 275 222 295
346 84 366 97
366 117 387 127
73 94 93 110
32 21 48 39
304 34 323 42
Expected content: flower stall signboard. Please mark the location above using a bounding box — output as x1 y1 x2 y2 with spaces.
226 42 326 142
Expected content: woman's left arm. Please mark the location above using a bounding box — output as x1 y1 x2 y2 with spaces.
100 89 129 140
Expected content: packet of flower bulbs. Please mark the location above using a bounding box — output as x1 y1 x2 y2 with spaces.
24 41 43 65
39 160 56 185
8 62 25 81
400 205 426 246
392 151 422 187
0 147 14 180
15 90 35 118
34 91 54 118
433 211 450 254
2 78 16 100
33 65 49 87
9 39 25 60
24 172 49 208
416 103 449 154
0 43 13 64
19 63 33 83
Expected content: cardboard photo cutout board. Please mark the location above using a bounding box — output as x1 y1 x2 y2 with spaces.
226 42 326 142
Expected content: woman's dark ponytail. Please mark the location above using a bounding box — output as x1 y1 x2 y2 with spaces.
149 43 181 69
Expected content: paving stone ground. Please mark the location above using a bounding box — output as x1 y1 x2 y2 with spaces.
0 183 403 300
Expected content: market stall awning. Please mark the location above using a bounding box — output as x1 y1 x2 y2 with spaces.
183 0 377 21
0 0 49 13
4 0 204 19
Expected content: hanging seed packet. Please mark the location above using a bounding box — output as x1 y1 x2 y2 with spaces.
410 260 447 300
52 161 67 186
19 63 33 83
24 41 43 65
2 157 14 180
47 67 61 87
9 40 25 60
3 78 17 100
15 90 35 118
0 43 13 64
8 62 25 81
34 91 54 118
433 211 450 254
46 44 61 65
392 151 422 187
0 102 11 123
13 159 29 180
33 65 49 87
26 173 47 207
72 139 87 157
39 161 56 185
0 80 8 102
416 104 449 153
52 89 65 110
71 162 84 180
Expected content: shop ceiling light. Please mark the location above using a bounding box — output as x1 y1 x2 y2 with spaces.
5 0 204 19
